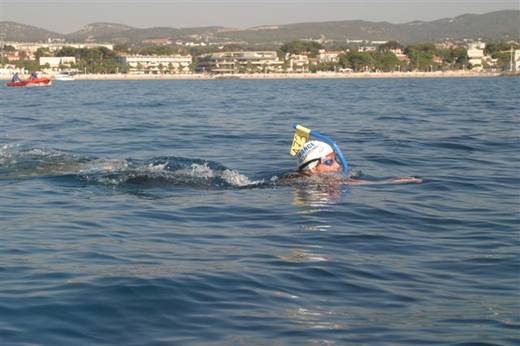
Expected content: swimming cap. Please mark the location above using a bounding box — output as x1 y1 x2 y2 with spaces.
296 140 334 171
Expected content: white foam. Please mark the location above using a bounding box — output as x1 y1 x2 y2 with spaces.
190 163 215 178
79 159 129 174
146 161 168 172
0 144 19 164
221 169 263 187
26 148 54 156
102 159 129 172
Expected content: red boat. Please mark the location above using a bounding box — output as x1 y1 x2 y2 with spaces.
6 77 52 87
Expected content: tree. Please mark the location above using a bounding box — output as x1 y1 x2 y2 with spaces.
485 41 519 56
114 44 131 54
55 46 125 74
373 51 401 71
35 47 51 60
56 46 79 58
494 51 513 71
404 44 437 71
339 51 374 71
279 40 323 57
378 41 403 52
14 59 41 72
439 47 468 70
316 62 337 72
2 45 17 53
484 41 519 71
138 45 176 56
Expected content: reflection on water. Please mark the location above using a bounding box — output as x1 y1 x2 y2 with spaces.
292 177 347 209
279 249 329 263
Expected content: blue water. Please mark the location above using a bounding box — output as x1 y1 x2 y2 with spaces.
1 78 518 345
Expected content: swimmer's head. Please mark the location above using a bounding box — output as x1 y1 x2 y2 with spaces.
297 140 341 174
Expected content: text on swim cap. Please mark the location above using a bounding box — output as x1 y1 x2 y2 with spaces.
297 141 315 161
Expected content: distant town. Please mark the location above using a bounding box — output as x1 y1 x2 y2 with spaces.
1 9 519 79
1 36 519 79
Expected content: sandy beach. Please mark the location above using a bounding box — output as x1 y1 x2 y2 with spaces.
1 71 503 81
73 71 502 80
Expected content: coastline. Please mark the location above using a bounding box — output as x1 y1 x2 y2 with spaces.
69 71 504 80
1 71 504 81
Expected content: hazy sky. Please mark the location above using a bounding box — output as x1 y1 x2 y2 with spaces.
0 0 518 33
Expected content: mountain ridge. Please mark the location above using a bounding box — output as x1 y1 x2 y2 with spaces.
1 10 518 44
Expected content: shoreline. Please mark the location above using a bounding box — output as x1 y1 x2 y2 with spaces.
69 71 504 80
2 71 505 81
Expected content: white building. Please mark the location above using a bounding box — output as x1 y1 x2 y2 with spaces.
346 39 364 44
0 66 22 76
317 49 342 64
359 46 377 52
287 54 309 72
120 55 193 74
467 42 486 70
390 48 410 63
515 50 520 71
197 51 283 73
39 56 76 69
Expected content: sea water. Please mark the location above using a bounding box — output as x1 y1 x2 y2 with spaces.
1 78 518 345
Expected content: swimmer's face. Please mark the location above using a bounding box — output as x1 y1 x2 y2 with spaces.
309 152 342 174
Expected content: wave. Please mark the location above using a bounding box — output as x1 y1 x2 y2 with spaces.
0 145 263 189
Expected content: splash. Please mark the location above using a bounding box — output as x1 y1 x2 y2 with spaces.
221 169 262 187
0 146 261 189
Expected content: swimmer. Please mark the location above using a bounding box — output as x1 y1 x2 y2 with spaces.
294 139 421 185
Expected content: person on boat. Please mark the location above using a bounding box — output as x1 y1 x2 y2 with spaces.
11 72 21 82
295 139 421 185
30 71 38 80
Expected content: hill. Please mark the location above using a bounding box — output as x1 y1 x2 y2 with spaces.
1 10 518 45
66 22 134 42
0 21 64 42
213 10 520 44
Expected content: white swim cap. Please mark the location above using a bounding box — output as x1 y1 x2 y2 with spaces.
296 140 334 171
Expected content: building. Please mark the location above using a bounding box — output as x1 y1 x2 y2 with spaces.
467 41 486 70
120 54 193 74
141 38 172 46
390 49 410 63
515 49 520 71
4 42 114 60
436 41 459 50
432 55 444 64
39 56 76 69
287 54 309 73
197 51 283 74
317 49 342 64
0 66 21 76
346 39 364 44
359 46 377 52
1 51 20 62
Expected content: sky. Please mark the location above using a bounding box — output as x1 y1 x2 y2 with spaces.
0 0 518 33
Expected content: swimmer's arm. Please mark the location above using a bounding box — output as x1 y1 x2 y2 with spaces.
347 176 422 185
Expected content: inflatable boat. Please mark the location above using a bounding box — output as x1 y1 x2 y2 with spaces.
6 77 52 87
